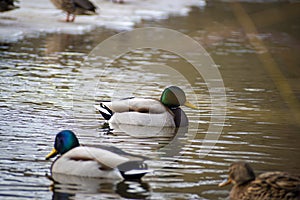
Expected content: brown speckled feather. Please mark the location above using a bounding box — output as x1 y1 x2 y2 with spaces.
235 172 300 200
221 162 300 200
51 0 96 22
51 0 96 14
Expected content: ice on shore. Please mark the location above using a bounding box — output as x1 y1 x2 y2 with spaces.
0 0 204 42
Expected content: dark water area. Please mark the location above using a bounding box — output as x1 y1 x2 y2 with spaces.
0 1 300 199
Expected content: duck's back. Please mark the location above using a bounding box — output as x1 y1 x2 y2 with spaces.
51 0 96 14
103 98 169 114
231 172 300 200
51 0 73 12
51 146 130 178
102 98 176 127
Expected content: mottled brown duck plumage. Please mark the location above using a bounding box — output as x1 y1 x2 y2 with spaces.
51 0 96 22
219 162 300 200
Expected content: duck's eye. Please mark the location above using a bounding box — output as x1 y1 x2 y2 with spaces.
229 169 235 180
55 137 64 148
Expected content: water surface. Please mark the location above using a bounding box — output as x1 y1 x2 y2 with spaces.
0 1 300 199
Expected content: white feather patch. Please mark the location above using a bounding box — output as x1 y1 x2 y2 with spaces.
124 169 153 175
94 105 111 116
102 98 168 114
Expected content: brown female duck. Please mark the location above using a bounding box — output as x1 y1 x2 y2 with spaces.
219 162 300 200
50 0 96 22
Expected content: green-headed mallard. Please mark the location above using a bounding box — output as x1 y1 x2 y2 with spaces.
219 162 300 200
50 0 97 22
94 86 198 127
46 130 151 179
0 0 19 12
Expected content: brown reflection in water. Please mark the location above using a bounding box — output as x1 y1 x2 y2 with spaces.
45 34 74 54
140 2 300 174
230 2 300 124
181 3 300 124
44 29 119 54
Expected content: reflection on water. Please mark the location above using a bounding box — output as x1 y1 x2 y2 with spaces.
0 1 300 200
50 174 150 200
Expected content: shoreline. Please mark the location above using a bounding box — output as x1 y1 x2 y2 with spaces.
0 0 204 43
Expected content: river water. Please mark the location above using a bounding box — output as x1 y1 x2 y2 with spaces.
0 1 299 200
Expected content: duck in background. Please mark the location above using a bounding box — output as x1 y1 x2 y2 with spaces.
219 162 300 200
50 0 97 22
46 130 151 180
0 0 19 12
112 0 124 3
95 86 198 128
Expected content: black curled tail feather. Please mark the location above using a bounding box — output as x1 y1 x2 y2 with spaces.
117 161 150 180
98 103 114 120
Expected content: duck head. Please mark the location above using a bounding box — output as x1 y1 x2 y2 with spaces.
219 162 256 187
160 86 198 109
45 130 80 160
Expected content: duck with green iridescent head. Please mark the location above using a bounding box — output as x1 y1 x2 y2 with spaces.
45 130 151 179
94 86 198 127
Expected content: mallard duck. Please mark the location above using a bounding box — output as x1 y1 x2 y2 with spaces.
45 130 151 179
0 0 19 12
94 86 198 127
50 0 97 22
219 162 300 200
112 0 124 3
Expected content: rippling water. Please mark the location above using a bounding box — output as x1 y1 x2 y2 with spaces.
1 1 300 200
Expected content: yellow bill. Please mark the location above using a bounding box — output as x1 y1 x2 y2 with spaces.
45 148 58 160
218 178 232 187
184 101 198 109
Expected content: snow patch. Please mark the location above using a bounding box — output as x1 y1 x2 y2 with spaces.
0 0 205 42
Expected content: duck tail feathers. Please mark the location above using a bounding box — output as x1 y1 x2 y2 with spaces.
118 161 151 180
94 103 113 120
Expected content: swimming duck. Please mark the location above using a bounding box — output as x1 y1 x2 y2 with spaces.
94 86 198 127
219 162 300 200
45 130 151 179
0 0 19 12
50 0 97 22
